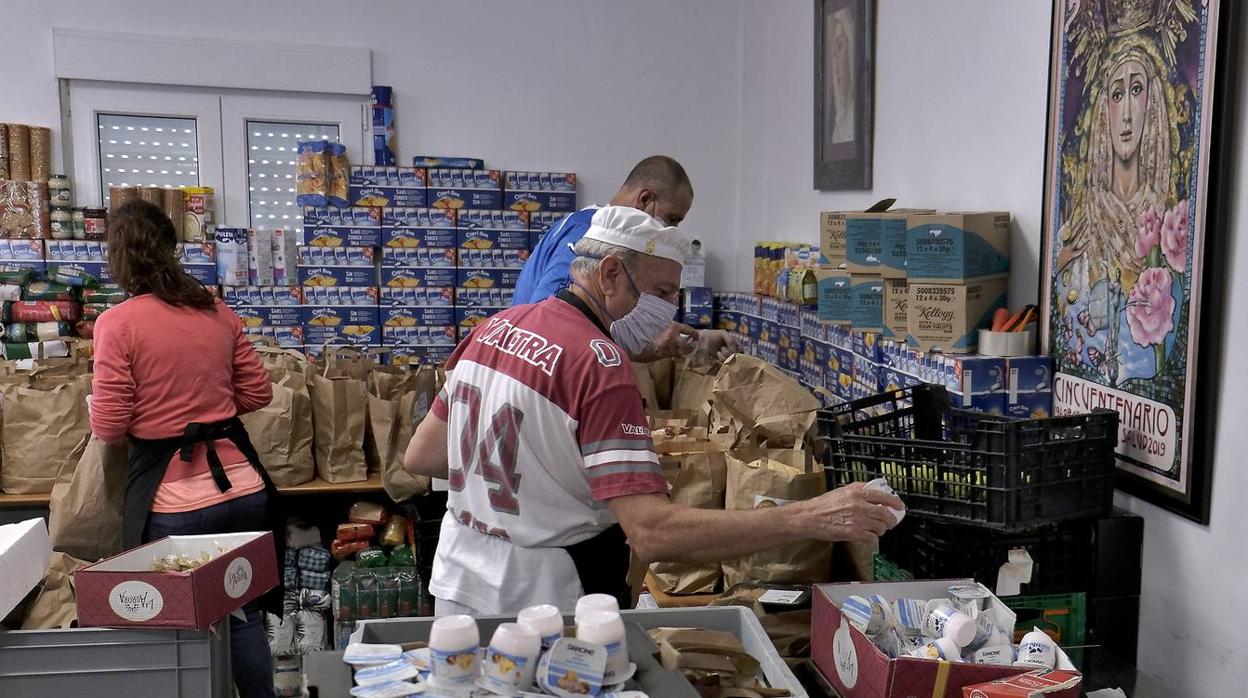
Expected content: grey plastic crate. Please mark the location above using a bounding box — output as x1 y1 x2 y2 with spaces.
0 626 230 697
350 606 807 698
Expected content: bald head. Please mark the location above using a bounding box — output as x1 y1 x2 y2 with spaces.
610 155 694 227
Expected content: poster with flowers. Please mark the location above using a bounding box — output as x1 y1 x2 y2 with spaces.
1040 0 1237 522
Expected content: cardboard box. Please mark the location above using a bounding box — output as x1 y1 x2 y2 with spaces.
381 227 458 249
247 229 275 286
819 211 849 267
222 286 304 307
457 228 531 250
961 670 1082 697
242 325 304 349
381 267 457 289
303 324 382 346
1006 356 1054 419
379 286 456 308
0 518 52 621
457 268 522 289
298 246 377 268
501 171 578 212
382 325 458 347
302 286 380 306
385 306 457 328
305 226 383 248
453 306 505 331
271 229 299 286
348 165 427 208
302 305 382 327
812 580 1078 698
183 264 218 286
426 169 503 210
882 278 908 342
847 211 933 277
299 266 380 288
234 305 303 328
76 531 278 631
215 227 249 287
2 239 50 261
380 247 458 269
412 156 483 170
380 207 457 230
457 209 530 232
907 278 1008 354
817 269 852 325
850 274 884 333
176 242 215 265
946 355 1008 414
456 248 529 270
906 212 1011 283
49 261 112 284
303 206 382 229
386 344 455 366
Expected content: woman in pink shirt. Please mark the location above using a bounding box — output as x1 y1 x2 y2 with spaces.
91 201 277 698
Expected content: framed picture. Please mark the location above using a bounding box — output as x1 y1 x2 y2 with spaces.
1040 0 1240 523
813 0 874 190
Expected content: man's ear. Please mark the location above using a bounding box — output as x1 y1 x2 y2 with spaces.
598 256 625 299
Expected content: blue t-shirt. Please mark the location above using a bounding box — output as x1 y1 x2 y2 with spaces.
513 206 599 305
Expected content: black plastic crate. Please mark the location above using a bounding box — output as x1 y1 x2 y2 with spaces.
817 384 1119 531
879 516 1096 595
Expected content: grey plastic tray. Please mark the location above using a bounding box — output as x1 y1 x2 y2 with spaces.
0 626 230 697
350 606 808 698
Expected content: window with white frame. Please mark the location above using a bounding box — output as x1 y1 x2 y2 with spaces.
247 121 340 236
97 114 200 207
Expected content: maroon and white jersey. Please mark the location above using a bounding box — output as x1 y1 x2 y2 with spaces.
429 296 666 614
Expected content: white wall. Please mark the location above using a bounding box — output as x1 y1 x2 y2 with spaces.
738 2 1248 695
0 0 745 287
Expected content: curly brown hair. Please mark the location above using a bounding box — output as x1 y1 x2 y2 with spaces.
106 200 217 311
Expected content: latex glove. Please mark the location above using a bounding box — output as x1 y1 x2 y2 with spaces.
630 322 698 363
85 394 93 417
694 329 741 363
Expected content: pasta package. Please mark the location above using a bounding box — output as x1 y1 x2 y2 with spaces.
29 127 52 183
328 142 349 207
7 124 30 181
0 181 50 239
296 140 331 206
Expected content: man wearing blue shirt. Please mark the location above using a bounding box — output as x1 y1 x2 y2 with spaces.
515 156 736 361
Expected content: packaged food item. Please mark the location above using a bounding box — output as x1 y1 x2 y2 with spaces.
215 227 249 287
3 301 80 323
343 642 403 666
357 546 388 569
332 539 370 560
328 143 350 207
396 567 419 616
379 515 407 547
356 572 379 619
296 141 331 206
82 207 107 240
337 522 375 542
0 181 50 239
23 282 75 302
354 659 421 687
388 546 415 568
349 500 389 526
5 322 72 342
182 188 215 242
82 285 128 304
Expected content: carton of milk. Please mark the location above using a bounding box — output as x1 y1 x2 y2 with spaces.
247 229 275 286
215 227 249 287
271 229 299 286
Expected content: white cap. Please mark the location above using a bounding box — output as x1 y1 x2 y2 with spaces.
583 205 690 264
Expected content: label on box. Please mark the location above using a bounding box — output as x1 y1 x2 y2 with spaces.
382 325 458 346
457 209 530 231
457 228 531 250
109 580 165 622
502 191 577 213
382 227 458 249
454 287 514 308
303 206 381 229
456 248 529 269
183 264 218 286
383 306 456 327
223 558 253 599
382 267 457 288
235 306 302 328
302 306 381 327
305 226 383 248
379 286 455 307
850 276 884 332
299 266 380 287
301 286 378 306
303 324 382 346
298 246 376 267
380 247 457 268
380 207 456 229
454 306 504 330
457 268 521 289
845 218 882 271
48 261 111 283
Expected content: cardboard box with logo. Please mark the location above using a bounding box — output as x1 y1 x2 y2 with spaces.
847 209 934 277
906 212 1011 283
76 532 278 630
850 275 884 333
907 278 1008 353
882 278 908 342
820 200 896 269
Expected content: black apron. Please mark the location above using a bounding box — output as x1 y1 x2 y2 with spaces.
125 417 285 615
554 290 632 608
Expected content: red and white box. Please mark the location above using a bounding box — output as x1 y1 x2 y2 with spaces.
75 531 278 631
962 669 1082 697
812 580 1079 698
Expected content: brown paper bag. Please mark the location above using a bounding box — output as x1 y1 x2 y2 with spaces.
370 363 440 502
649 438 729 594
21 552 89 629
1 373 92 493
712 355 820 447
671 357 719 416
309 348 369 483
722 446 831 587
648 358 676 411
47 436 126 561
634 362 660 414
241 372 315 486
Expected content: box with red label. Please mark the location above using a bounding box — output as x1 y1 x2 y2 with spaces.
76 531 278 631
812 580 1078 698
962 670 1081 697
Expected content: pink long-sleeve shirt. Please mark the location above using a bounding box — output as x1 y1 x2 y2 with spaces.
91 295 273 513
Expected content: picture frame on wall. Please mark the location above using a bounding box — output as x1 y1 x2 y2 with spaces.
813 0 874 190
1039 0 1240 523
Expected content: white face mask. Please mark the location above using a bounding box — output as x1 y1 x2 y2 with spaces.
575 263 676 354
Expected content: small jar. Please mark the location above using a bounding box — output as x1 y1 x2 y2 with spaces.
71 208 86 240
49 207 73 240
48 174 72 207
83 207 107 240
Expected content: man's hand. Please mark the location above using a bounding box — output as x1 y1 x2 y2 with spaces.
694 329 740 363
793 482 906 543
629 322 698 363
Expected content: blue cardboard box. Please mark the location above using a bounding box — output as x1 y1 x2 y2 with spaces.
382 228 458 249
380 247 458 268
302 286 379 306
945 355 1007 414
382 325 458 347
298 246 377 267
1 239 49 262
457 209 530 232
47 261 108 283
454 287 514 308
456 248 530 269
527 211 568 233
305 226 383 248
303 324 382 347
850 275 884 333
683 308 713 329
182 264 217 286
426 169 503 210
844 215 882 274
457 228 532 250
382 306 456 328
379 286 455 308
386 344 456 366
242 326 304 349
348 165 427 208
454 306 506 331
299 266 379 288
380 207 457 230
303 206 382 229
301 306 382 327
457 268 521 289
412 156 484 170
222 286 304 307
381 267 457 289
850 330 883 364
234 306 303 328
905 212 1011 282
816 270 852 324
1006 355 1054 419
684 287 713 308
501 171 578 213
